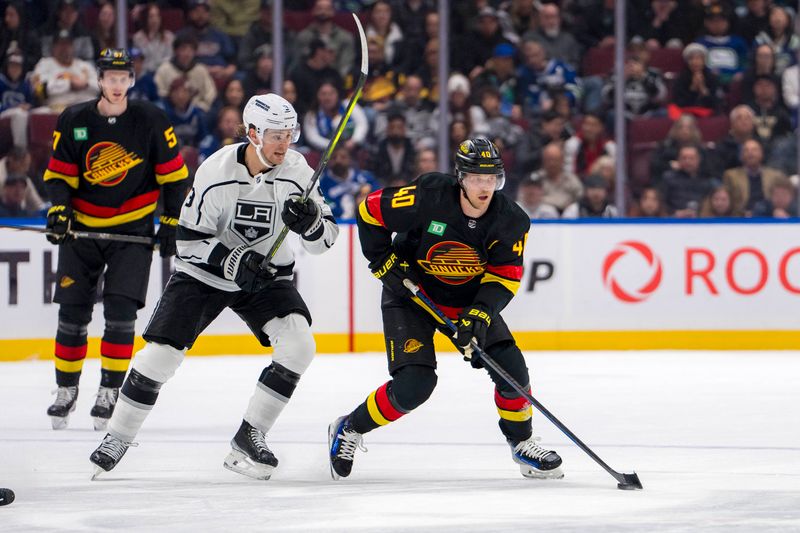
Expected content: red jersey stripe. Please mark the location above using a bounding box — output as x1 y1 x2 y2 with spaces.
72 190 160 218
55 342 88 361
486 264 523 281
366 190 385 227
47 158 79 176
155 154 186 174
100 341 134 359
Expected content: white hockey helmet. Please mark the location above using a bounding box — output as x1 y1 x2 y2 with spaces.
242 93 300 144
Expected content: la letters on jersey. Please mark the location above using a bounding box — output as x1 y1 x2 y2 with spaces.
231 200 275 243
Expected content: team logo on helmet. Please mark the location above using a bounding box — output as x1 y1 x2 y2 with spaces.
83 142 143 186
459 141 470 154
417 241 486 285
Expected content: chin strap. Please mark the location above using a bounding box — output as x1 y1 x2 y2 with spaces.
247 136 276 170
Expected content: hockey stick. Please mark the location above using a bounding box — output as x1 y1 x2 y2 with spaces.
403 279 643 491
0 224 155 245
261 12 368 268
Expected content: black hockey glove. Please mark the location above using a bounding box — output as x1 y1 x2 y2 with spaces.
156 215 178 258
281 196 322 238
221 246 276 293
456 305 492 368
45 205 75 245
371 249 418 297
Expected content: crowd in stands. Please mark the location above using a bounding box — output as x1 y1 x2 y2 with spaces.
0 0 798 220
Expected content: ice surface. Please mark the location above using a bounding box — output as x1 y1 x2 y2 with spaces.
1 351 799 532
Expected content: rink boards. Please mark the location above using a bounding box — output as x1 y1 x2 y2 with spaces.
0 220 799 358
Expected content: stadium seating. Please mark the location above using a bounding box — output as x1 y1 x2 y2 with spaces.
0 118 12 159
697 115 730 143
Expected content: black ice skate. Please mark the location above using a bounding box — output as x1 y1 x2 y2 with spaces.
508 436 564 479
90 386 119 431
90 433 136 479
328 415 366 480
47 386 78 430
223 420 279 480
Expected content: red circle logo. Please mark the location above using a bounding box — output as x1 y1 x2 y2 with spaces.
602 241 663 303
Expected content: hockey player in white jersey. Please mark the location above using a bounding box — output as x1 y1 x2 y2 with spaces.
89 94 338 480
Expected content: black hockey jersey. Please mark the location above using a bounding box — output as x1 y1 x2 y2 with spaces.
357 172 530 319
43 98 189 230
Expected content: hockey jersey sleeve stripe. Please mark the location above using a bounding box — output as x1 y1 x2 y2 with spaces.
274 177 303 193
75 203 157 227
365 190 385 226
155 154 186 174
358 198 382 227
156 165 190 185
43 170 79 189
480 272 520 294
47 157 79 176
486 264 523 281
72 190 160 218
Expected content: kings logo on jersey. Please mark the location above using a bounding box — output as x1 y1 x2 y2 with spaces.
417 241 487 285
231 200 275 244
83 142 144 186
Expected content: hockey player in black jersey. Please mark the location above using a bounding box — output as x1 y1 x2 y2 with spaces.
328 138 564 481
43 48 189 431
89 93 339 481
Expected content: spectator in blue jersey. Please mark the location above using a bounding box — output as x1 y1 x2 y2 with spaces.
514 40 579 120
754 6 800 76
0 51 33 147
303 80 369 153
369 112 416 185
176 0 236 84
127 47 160 104
472 43 518 119
199 105 241 164
160 76 211 150
319 145 378 218
694 2 748 86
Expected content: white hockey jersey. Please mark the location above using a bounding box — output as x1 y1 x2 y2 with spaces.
175 143 338 291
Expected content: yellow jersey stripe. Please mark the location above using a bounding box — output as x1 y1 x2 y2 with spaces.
156 166 190 185
497 406 532 422
481 272 521 295
43 170 79 189
358 199 382 227
55 358 85 373
101 355 133 372
74 203 157 228
366 390 391 425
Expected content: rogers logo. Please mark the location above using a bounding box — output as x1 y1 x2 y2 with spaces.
602 241 663 303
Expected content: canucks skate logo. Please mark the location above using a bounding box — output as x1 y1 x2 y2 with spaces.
231 200 275 244
83 142 143 186
417 241 486 285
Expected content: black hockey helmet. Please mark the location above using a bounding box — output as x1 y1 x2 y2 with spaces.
97 48 134 75
454 137 505 190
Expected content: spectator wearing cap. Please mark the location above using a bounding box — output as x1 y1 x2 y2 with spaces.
522 3 580 70
564 113 616 180
369 112 416 185
127 47 160 104
31 30 97 112
0 51 34 147
472 42 519 118
562 174 618 219
694 2 748 86
90 1 116 56
159 75 211 152
0 173 35 217
746 75 792 145
176 0 237 84
0 2 41 74
454 6 512 78
660 145 717 217
294 0 355 79
154 34 217 112
754 6 799 76
132 2 176 74
514 39 579 120
0 146 43 212
366 1 403 67
242 44 274 100
303 80 368 153
673 43 720 114
516 173 559 219
320 145 379 218
532 142 583 213
40 0 94 62
723 138 786 216
751 175 798 218
289 38 343 118
238 1 293 73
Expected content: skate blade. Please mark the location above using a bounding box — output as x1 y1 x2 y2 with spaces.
91 466 106 481
223 449 274 480
50 415 69 430
92 417 109 431
520 464 565 480
327 421 342 481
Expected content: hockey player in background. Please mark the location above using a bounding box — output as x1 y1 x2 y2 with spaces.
44 48 189 431
328 138 564 480
90 94 339 481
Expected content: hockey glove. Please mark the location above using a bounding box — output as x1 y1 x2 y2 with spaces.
456 305 492 368
371 249 418 297
156 215 178 258
45 205 75 245
221 246 276 293
281 196 322 239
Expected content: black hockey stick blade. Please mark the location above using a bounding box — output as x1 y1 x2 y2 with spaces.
262 13 368 267
403 279 643 491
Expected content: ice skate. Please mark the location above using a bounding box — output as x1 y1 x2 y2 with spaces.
328 415 366 480
47 386 78 430
508 436 564 479
223 421 278 480
90 433 136 479
90 386 119 431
